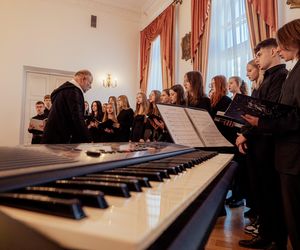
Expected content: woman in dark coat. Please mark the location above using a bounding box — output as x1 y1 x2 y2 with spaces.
116 95 134 142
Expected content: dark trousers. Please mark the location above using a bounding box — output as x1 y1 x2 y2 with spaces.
247 136 287 245
280 173 300 250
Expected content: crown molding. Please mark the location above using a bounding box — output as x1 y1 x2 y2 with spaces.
56 0 143 23
140 0 173 29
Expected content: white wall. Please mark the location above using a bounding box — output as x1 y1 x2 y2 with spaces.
177 0 193 84
278 1 300 26
0 0 140 146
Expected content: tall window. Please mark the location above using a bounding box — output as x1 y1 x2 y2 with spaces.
147 36 163 96
206 0 252 94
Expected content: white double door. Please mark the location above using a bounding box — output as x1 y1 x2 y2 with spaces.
22 72 72 144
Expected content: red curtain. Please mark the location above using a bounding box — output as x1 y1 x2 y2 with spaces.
246 0 278 53
140 5 175 93
191 0 211 85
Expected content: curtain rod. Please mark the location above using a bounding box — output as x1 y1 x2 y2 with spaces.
173 0 183 5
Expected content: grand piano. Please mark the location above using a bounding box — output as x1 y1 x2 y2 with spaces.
0 142 236 250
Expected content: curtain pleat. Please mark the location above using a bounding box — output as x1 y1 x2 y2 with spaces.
191 0 211 89
140 5 175 93
246 0 278 54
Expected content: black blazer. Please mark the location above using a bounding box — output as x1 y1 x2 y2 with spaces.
259 60 300 175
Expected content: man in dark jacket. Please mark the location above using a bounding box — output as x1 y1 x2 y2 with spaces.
42 70 93 144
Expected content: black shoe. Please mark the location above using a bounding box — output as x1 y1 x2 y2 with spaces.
264 242 287 250
239 236 271 249
225 196 234 205
228 199 244 208
244 209 257 219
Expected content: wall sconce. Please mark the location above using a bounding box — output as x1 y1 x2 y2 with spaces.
103 73 117 88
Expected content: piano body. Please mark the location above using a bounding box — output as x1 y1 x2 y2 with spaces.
0 142 236 250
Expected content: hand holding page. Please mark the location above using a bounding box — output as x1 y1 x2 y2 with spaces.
30 118 46 131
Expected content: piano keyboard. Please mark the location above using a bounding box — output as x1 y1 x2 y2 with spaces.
0 142 234 250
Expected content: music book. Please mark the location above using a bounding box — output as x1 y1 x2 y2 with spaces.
224 93 293 124
214 111 244 128
156 104 233 148
30 118 47 131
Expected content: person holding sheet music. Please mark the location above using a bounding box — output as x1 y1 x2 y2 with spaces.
145 90 163 142
130 92 149 142
97 102 119 142
87 101 103 142
241 19 300 250
183 71 211 113
169 84 186 106
28 101 47 144
210 75 232 118
237 38 288 249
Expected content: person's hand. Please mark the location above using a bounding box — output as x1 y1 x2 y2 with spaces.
149 119 159 130
238 142 248 154
113 122 120 128
241 114 259 126
236 133 247 147
223 120 234 127
28 123 34 129
153 118 164 129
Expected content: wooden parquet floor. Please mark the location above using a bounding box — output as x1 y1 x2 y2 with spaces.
205 206 292 250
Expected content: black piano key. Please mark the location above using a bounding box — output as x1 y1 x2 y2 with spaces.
130 164 179 175
120 167 170 179
104 170 164 182
151 162 186 172
86 174 151 188
23 186 108 208
71 177 142 192
152 159 192 168
50 180 131 198
0 193 85 220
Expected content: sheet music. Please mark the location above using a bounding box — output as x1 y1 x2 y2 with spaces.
184 108 232 147
157 104 204 147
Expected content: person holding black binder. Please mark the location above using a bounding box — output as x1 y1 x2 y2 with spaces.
242 19 300 250
237 38 288 249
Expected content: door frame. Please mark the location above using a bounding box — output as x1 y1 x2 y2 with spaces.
20 66 75 144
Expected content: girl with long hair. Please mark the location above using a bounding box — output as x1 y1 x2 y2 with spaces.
130 92 149 142
98 102 119 142
169 84 186 106
116 95 134 142
246 59 263 98
210 75 231 118
183 71 211 112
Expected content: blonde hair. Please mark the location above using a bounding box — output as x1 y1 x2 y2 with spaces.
102 103 118 123
118 95 130 112
134 92 148 116
247 59 263 90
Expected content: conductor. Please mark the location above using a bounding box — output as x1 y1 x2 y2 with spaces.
42 69 93 144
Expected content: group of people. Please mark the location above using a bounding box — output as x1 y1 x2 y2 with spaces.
27 19 300 250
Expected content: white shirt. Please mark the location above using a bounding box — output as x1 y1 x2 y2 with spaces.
69 79 84 95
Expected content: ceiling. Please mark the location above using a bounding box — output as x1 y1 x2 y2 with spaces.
92 0 150 13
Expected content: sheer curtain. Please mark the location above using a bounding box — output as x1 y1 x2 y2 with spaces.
206 0 252 94
147 36 163 95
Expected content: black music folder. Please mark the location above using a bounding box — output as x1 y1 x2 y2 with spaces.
224 94 293 124
157 104 233 148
